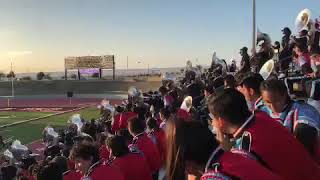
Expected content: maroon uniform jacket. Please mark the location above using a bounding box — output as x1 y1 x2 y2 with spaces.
81 161 124 180
129 133 162 173
112 112 137 132
63 170 82 180
110 153 153 180
233 111 320 180
99 144 110 160
149 129 167 165
201 148 282 180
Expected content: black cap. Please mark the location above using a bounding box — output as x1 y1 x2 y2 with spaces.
282 27 291 35
282 27 289 31
240 47 248 52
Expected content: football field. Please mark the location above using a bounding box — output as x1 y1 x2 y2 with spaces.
0 111 53 126
0 107 100 145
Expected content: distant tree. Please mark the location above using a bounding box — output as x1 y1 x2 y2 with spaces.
92 73 99 78
70 74 77 79
180 68 184 73
37 72 45 80
44 74 52 80
21 76 32 80
7 71 15 79
0 72 5 80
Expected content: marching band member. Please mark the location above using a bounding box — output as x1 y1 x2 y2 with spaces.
223 74 236 89
159 107 171 130
260 79 320 160
208 89 320 180
159 86 174 108
279 27 294 75
37 162 63 180
293 42 313 75
146 117 167 166
52 156 81 180
111 109 138 133
166 118 282 180
97 133 110 160
309 47 320 78
70 143 124 180
127 117 162 179
239 47 251 74
106 135 153 180
236 73 266 111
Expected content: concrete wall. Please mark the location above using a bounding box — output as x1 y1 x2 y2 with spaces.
0 80 161 96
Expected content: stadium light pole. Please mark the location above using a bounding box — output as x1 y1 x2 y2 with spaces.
252 0 257 56
10 59 14 98
127 56 129 70
137 61 150 75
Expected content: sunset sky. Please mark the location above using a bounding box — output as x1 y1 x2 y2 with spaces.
0 0 319 73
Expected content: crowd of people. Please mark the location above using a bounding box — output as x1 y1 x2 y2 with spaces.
1 16 320 180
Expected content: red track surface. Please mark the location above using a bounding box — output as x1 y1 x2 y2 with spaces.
0 98 122 108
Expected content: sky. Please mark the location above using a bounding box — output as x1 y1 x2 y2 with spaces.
0 0 319 73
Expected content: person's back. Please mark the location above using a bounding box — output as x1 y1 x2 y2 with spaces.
202 150 282 180
239 111 320 180
146 117 167 165
241 53 251 72
153 129 167 164
88 163 124 180
207 89 320 180
131 133 162 173
99 144 110 160
63 170 82 180
37 162 63 180
111 153 153 180
112 112 137 132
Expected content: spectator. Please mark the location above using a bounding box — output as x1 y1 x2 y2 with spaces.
237 73 265 111
70 143 124 180
309 47 320 78
107 135 153 180
239 47 251 73
208 88 320 180
293 42 313 74
260 79 320 159
224 74 236 89
37 162 63 180
127 117 161 178
279 27 294 75
159 86 174 107
159 107 171 130
1 165 17 180
166 119 281 180
52 156 81 180
146 118 166 166
97 133 110 160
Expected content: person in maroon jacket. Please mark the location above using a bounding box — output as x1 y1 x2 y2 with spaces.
146 117 167 165
112 111 137 133
208 89 320 180
106 135 153 180
166 118 282 180
97 133 110 160
127 117 162 179
70 143 124 180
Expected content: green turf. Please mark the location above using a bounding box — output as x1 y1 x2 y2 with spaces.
0 111 53 126
0 107 100 145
